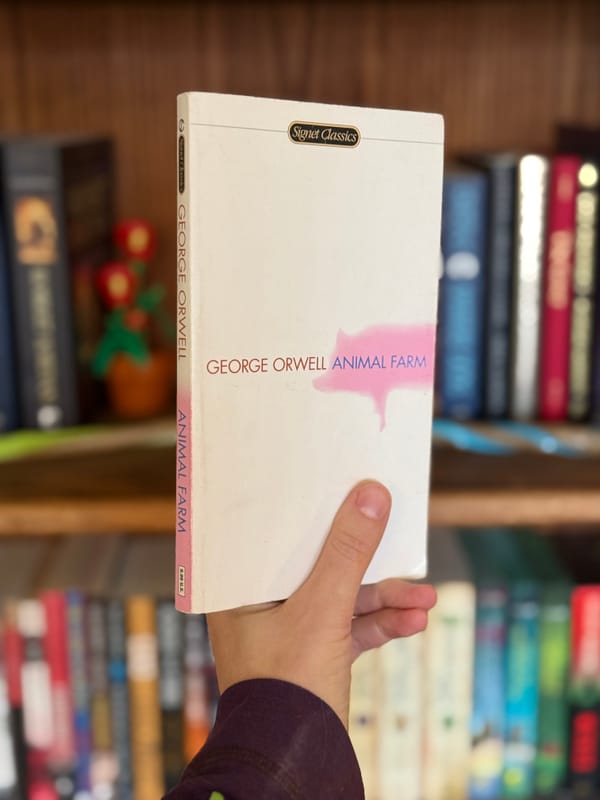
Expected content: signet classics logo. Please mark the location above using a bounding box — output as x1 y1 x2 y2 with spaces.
288 121 360 148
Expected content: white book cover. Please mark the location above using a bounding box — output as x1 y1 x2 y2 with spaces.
176 92 444 612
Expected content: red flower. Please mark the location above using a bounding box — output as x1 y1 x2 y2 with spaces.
97 261 137 308
114 219 157 261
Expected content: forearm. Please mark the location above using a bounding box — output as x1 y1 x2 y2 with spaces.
164 678 364 800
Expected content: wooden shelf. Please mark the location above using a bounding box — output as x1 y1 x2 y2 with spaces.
1 439 599 534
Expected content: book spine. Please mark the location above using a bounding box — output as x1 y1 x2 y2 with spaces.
40 592 76 800
2 142 78 429
423 582 475 800
156 601 184 790
568 586 600 795
569 161 599 421
182 615 211 762
469 587 506 800
125 596 164 800
510 155 550 420
439 173 488 419
17 600 56 800
539 156 580 420
65 590 92 799
349 648 378 800
176 96 193 612
87 600 117 800
377 635 423 800
3 603 28 800
535 594 571 796
502 590 540 799
0 183 20 432
0 623 18 800
106 599 132 800
483 162 516 418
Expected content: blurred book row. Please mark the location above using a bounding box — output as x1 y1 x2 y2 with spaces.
2 529 599 800
0 537 216 800
350 528 600 800
438 125 600 424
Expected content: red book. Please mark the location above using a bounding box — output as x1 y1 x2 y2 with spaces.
568 586 600 793
41 592 76 774
539 155 580 420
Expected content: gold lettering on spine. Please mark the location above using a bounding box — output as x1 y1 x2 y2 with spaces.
28 266 59 404
546 230 573 309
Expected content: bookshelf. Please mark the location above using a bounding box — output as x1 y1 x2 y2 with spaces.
1 420 599 534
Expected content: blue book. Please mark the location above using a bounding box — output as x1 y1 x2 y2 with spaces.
66 590 93 798
459 530 508 800
498 531 541 800
0 151 19 431
439 169 488 419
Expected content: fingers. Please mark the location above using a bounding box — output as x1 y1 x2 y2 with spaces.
351 607 428 660
355 580 437 616
297 481 391 617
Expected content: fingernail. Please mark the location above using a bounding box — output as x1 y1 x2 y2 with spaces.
356 484 389 520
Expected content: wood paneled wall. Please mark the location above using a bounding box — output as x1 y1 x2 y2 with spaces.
1 0 599 309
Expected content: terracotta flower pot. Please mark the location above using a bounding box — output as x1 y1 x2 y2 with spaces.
106 350 175 420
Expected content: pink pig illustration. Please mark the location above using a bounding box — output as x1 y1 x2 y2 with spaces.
313 324 435 430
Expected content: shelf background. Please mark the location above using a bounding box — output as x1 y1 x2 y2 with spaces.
1 425 599 534
0 0 599 312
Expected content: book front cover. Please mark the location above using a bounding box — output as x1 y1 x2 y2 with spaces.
177 93 444 612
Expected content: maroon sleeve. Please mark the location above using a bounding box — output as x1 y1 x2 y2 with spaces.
163 678 364 800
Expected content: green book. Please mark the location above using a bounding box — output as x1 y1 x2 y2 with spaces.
516 531 572 796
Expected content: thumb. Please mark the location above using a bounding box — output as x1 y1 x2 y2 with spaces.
298 481 392 617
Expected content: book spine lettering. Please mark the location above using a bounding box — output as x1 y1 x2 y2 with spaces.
539 156 580 420
66 591 92 798
510 155 549 419
176 96 193 612
569 162 599 420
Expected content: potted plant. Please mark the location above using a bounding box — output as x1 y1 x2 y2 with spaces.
92 218 175 419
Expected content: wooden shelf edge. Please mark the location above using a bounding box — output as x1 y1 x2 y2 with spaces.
1 489 599 535
0 500 175 535
429 489 600 528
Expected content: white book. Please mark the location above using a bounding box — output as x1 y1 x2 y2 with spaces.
377 633 424 800
176 92 444 612
423 528 476 800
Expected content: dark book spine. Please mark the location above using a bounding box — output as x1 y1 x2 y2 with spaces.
2 142 78 429
569 161 599 421
0 161 20 432
106 599 132 800
439 172 488 419
66 591 92 799
156 601 184 790
483 162 516 418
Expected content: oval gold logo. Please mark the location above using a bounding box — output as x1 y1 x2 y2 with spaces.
288 121 360 148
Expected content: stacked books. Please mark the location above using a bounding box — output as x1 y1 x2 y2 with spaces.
437 125 600 423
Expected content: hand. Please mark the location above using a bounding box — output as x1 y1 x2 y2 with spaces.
207 480 436 727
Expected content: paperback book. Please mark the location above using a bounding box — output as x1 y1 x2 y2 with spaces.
176 92 444 612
